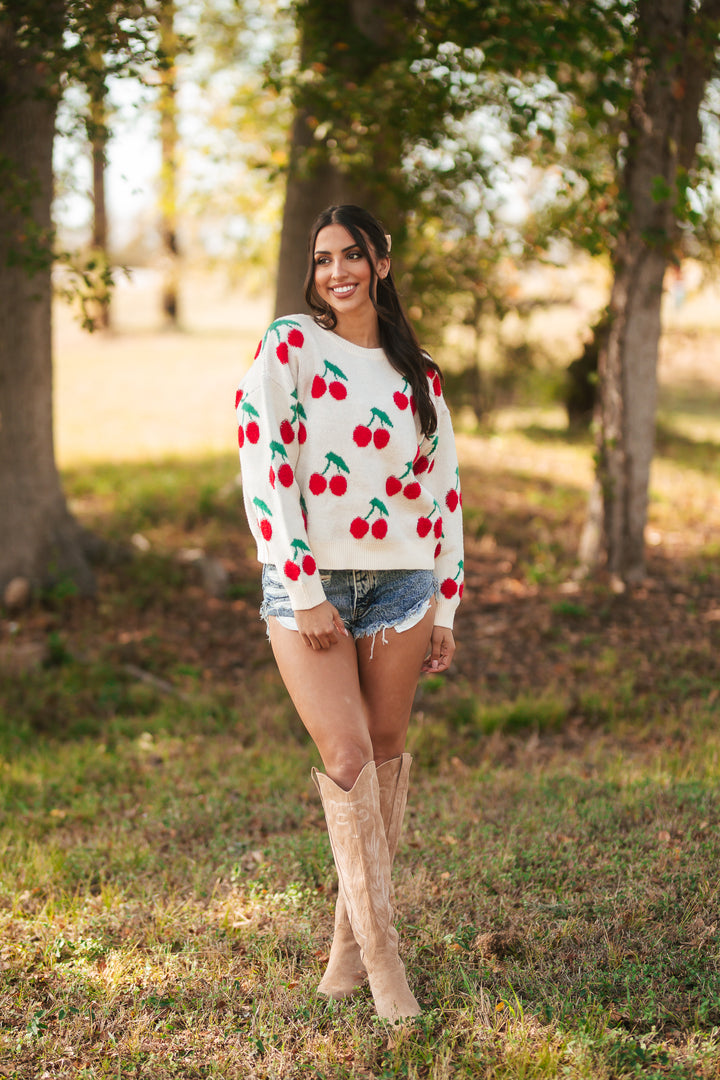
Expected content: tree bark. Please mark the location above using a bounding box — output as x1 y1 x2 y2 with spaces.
274 114 370 317
582 0 717 583
89 68 111 331
158 0 181 327
274 0 415 317
0 22 95 597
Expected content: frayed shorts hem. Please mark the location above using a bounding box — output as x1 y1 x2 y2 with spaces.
260 565 438 649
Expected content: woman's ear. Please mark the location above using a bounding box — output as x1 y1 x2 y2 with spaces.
376 257 391 280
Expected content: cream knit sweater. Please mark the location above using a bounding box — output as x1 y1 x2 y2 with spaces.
236 314 464 628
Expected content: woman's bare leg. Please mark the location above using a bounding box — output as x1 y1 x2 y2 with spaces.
268 617 372 790
357 603 436 762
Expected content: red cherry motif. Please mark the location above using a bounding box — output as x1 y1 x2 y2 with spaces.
246 421 260 444
410 395 416 414
459 583 464 598
309 451 350 497
386 476 403 496
439 561 463 598
298 423 307 444
417 517 432 538
434 517 443 538
350 518 369 538
350 498 388 540
312 360 348 399
355 407 392 448
280 420 294 444
445 489 459 512
269 466 276 488
235 389 243 408
394 391 409 410
284 560 300 581
254 339 262 359
237 426 245 448
413 455 429 475
260 519 272 540
302 555 316 575
403 482 421 500
287 328 304 348
276 342 289 364
277 464 294 488
434 542 442 558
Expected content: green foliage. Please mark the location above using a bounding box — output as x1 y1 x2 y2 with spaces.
1 0 160 317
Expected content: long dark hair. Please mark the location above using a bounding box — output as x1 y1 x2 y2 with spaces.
304 204 441 438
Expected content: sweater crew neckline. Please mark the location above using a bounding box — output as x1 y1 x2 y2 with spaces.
314 321 387 360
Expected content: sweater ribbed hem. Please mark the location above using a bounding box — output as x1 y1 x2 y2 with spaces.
254 537 434 573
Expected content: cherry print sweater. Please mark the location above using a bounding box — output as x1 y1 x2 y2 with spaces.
235 314 464 628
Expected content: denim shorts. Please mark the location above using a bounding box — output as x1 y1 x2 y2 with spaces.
260 565 438 642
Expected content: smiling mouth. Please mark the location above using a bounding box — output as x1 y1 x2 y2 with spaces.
330 284 358 297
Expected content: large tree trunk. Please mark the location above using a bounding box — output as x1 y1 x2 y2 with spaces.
0 25 95 597
274 0 415 317
582 0 718 584
274 115 371 317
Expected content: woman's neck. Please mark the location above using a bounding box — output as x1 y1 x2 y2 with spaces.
331 311 382 349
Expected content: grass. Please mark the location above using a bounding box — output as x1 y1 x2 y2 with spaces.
1 702 719 1078
1 287 719 1077
2 435 719 1078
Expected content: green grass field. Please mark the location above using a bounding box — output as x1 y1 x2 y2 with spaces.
1 271 719 1078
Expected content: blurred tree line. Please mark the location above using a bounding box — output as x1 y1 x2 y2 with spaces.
2 0 720 603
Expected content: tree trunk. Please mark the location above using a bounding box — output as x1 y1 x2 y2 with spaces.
158 0 181 327
0 27 95 597
274 0 415 317
582 0 717 584
274 114 371 317
89 71 111 331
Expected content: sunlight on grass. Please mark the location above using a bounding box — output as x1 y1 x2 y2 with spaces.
2 292 720 1076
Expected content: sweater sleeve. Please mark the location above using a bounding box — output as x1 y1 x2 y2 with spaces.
420 377 464 628
236 322 326 611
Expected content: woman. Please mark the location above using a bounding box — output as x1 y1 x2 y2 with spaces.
235 205 464 1022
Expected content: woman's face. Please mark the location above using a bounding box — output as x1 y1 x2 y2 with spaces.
312 224 389 319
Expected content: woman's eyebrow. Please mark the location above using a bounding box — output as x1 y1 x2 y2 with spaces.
314 244 361 256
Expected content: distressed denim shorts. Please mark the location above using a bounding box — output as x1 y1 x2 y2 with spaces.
260 564 438 642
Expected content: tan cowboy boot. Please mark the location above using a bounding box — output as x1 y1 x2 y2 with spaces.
317 754 412 999
312 760 420 1022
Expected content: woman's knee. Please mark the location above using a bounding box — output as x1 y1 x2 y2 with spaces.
322 741 373 790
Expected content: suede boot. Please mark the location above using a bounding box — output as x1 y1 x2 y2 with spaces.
317 754 412 999
312 760 420 1023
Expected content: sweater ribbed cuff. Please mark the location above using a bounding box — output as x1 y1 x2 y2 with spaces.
433 597 457 630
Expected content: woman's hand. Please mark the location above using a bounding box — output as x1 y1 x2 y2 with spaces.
421 625 455 673
294 601 349 651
